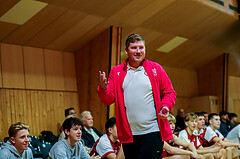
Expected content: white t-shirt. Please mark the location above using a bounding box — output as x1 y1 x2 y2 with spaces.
199 126 225 147
178 129 201 149
122 65 159 135
90 134 121 158
197 127 218 147
214 128 225 140
226 124 240 155
204 127 218 142
226 124 240 143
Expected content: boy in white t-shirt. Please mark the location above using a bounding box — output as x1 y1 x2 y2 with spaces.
206 113 240 159
195 112 227 159
90 117 124 159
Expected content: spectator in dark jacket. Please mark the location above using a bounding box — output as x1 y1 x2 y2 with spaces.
80 111 102 151
175 108 186 134
219 111 232 137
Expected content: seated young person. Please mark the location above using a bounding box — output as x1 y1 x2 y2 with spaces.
0 122 33 159
58 107 78 141
203 113 240 159
48 117 99 159
178 112 222 159
161 114 199 159
90 117 124 159
195 112 226 159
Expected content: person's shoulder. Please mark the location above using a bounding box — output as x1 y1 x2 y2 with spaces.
233 124 240 129
178 129 187 138
215 129 222 134
49 140 68 156
99 134 108 141
96 135 113 152
26 147 33 154
206 126 213 131
0 148 10 157
97 134 110 145
220 121 225 125
179 129 187 134
51 139 66 150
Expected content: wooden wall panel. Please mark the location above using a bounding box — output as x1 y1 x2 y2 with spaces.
23 46 46 89
228 76 240 123
1 43 25 88
0 44 2 87
172 97 191 116
0 89 79 142
0 43 80 142
63 52 77 91
160 66 199 115
88 29 110 133
75 44 91 112
44 49 65 90
0 90 3 138
1 43 77 91
76 27 121 133
109 27 121 118
197 55 225 111
163 66 199 98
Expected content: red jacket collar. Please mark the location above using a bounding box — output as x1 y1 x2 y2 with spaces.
123 58 147 71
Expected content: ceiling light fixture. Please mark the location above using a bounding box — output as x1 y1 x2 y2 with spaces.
0 0 48 25
156 36 188 53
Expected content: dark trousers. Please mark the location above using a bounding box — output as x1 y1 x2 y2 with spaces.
122 132 164 159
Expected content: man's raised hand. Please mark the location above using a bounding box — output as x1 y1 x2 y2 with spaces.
99 71 108 90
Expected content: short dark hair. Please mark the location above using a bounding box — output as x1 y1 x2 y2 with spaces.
9 122 30 138
105 117 116 134
219 111 228 117
195 112 204 117
201 111 208 115
65 107 75 117
62 117 82 138
208 113 219 123
228 113 237 120
125 34 145 49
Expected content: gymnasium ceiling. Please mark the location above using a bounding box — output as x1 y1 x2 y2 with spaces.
0 0 240 76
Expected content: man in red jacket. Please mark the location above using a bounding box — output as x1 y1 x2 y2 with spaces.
98 33 176 159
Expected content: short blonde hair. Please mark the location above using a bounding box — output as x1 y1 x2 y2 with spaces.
8 122 30 137
167 114 176 124
185 112 198 122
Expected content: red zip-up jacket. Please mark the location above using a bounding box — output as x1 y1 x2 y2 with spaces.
98 59 176 143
